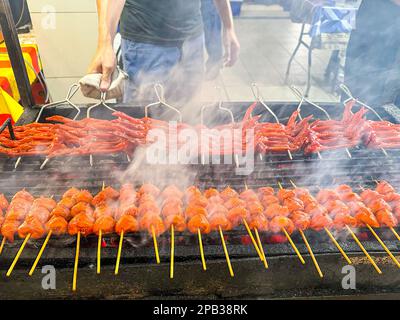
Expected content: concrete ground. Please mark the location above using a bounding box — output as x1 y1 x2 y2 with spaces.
201 3 340 103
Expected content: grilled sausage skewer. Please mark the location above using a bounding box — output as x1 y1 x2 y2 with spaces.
93 184 119 274
317 186 382 274
29 188 78 276
186 186 210 271
222 186 265 265
241 184 268 268
67 189 95 291
114 184 139 275
277 182 321 276
7 195 57 276
289 180 352 265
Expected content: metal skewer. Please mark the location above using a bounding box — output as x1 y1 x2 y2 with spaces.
251 83 293 160
340 84 388 157
29 84 81 171
87 92 118 167
291 85 352 159
200 86 239 167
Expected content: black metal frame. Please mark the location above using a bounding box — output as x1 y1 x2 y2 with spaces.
0 0 34 108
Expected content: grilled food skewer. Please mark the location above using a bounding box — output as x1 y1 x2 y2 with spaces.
289 180 352 264
0 237 5 255
299 230 323 278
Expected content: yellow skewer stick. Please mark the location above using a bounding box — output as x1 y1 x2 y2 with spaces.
242 218 264 263
282 227 305 264
346 225 382 274
72 232 81 291
254 228 268 269
152 225 160 264
170 225 174 279
390 227 400 242
367 224 400 268
197 229 207 271
115 231 124 275
6 233 31 276
324 227 352 265
97 229 102 274
0 237 6 255
96 182 106 275
299 230 323 277
29 230 52 276
242 182 267 267
277 181 305 265
219 226 234 277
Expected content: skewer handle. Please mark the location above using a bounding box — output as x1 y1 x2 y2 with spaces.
300 230 323 278
29 231 52 276
197 229 207 271
170 225 174 279
282 228 305 264
219 226 234 277
115 231 124 275
324 228 352 265
97 230 102 274
7 233 31 277
152 225 160 264
72 232 81 291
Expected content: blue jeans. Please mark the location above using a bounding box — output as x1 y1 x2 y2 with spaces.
201 0 223 70
122 34 205 107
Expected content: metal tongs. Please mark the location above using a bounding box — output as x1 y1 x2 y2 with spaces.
251 83 293 161
200 86 239 167
290 85 353 159
17 84 81 170
339 84 388 157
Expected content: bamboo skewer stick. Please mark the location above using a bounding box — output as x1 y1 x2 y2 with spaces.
299 230 323 278
6 233 31 276
114 230 124 275
282 227 305 264
170 225 174 279
29 230 52 276
367 224 400 268
97 229 102 274
254 228 268 269
243 182 268 267
152 225 160 264
72 232 81 291
346 225 382 274
242 218 264 263
197 229 207 271
219 226 234 277
390 227 400 242
277 181 305 264
324 227 352 265
0 237 5 255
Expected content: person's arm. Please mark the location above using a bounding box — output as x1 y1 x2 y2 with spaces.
88 0 126 91
213 0 240 67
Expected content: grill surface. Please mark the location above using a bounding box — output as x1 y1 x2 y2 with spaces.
1 102 400 299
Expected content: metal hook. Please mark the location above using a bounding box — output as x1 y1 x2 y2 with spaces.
35 83 81 123
290 86 354 159
200 87 238 167
86 91 117 118
339 84 388 157
144 84 183 122
251 83 292 160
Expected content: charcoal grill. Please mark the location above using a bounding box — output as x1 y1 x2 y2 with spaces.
1 100 400 299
